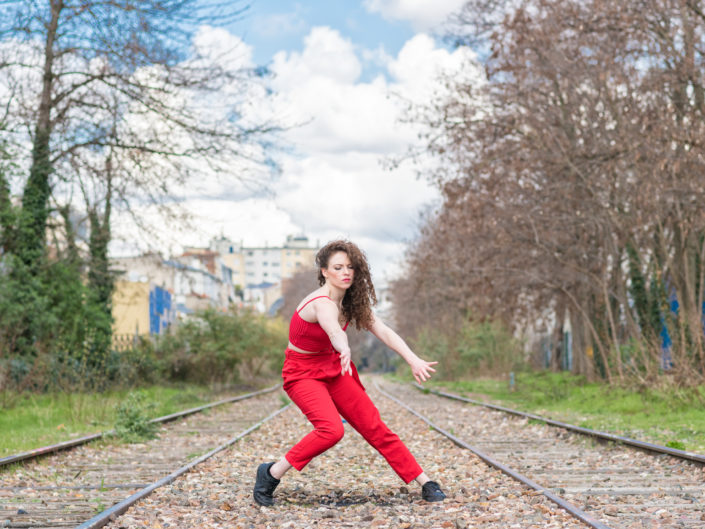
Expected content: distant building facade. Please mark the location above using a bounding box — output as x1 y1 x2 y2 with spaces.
207 234 317 314
110 234 318 340
112 280 173 340
111 252 232 340
209 235 316 288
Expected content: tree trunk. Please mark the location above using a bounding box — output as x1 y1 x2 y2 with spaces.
0 168 13 253
86 152 115 362
603 259 623 381
17 0 62 270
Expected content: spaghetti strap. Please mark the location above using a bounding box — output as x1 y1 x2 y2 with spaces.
296 295 332 314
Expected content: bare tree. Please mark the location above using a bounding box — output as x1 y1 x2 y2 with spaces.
394 0 705 387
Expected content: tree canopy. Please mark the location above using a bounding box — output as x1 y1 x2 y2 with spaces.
0 0 277 378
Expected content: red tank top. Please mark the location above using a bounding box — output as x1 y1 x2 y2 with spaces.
289 296 349 352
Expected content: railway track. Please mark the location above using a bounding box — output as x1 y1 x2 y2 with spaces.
0 387 288 529
376 379 705 529
4 377 703 529
0 385 280 468
414 383 705 464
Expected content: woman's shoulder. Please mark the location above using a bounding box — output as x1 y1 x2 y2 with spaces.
296 291 333 312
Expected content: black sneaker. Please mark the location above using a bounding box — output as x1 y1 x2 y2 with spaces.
421 481 446 502
253 462 280 506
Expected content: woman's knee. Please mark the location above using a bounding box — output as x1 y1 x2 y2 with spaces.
316 420 344 446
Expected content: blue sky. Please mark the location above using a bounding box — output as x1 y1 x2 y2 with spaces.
232 1 417 80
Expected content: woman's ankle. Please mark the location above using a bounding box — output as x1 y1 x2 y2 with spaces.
269 458 291 480
414 472 430 486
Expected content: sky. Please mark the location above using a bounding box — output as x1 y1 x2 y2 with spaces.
111 0 480 284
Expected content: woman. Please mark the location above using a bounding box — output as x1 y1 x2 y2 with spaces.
253 240 446 506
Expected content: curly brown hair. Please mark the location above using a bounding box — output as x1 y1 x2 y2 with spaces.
316 240 377 330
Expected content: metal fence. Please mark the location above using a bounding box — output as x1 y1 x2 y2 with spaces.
111 334 143 352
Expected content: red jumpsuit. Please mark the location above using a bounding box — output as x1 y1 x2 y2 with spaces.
282 296 423 484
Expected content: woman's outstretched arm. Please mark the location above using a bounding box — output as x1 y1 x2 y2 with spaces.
368 316 438 383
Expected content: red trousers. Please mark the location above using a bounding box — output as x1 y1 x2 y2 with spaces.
282 348 423 484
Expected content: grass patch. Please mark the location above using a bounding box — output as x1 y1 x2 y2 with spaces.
420 371 705 453
0 384 220 457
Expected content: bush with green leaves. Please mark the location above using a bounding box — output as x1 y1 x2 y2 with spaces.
0 294 288 394
153 307 287 386
113 392 158 443
412 317 524 380
0 254 115 392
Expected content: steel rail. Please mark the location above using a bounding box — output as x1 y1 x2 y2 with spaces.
75 403 292 529
375 381 613 529
0 384 280 468
412 383 705 465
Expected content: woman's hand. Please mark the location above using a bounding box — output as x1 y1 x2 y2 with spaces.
340 348 353 376
410 358 438 384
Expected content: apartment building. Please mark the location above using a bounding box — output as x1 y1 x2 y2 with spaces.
205 235 317 313
208 234 317 288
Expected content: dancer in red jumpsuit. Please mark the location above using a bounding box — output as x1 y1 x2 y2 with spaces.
253 240 446 506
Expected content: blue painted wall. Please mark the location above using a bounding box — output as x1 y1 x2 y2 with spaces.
149 286 172 335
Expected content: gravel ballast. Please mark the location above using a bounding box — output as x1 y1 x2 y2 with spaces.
104 378 590 529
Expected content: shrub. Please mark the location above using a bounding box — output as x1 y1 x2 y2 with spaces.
0 255 114 391
153 307 287 387
113 392 158 442
0 304 287 395
411 317 524 380
105 340 160 386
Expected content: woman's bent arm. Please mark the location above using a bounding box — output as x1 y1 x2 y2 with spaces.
315 299 353 375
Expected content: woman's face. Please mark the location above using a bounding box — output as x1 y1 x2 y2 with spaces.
322 251 354 289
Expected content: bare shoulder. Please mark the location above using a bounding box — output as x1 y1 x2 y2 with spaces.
296 291 336 321
296 290 331 310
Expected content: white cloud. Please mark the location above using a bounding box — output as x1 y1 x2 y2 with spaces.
265 29 478 158
275 154 432 241
361 45 395 71
272 26 361 85
191 26 254 70
273 76 412 154
363 0 468 31
257 27 478 279
110 198 300 257
388 33 479 99
111 24 484 282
